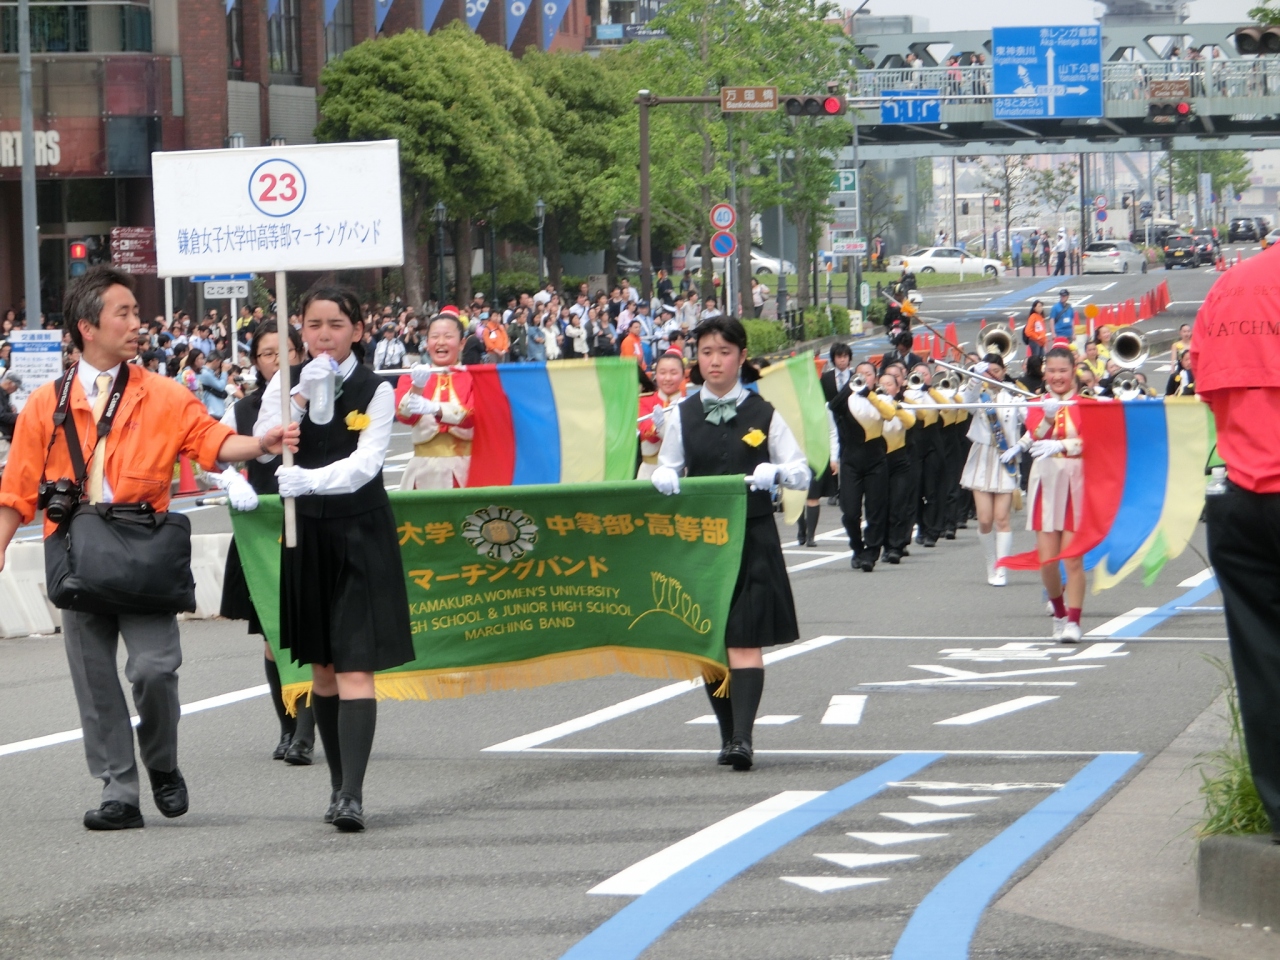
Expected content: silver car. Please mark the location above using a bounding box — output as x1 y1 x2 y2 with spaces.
1082 240 1147 275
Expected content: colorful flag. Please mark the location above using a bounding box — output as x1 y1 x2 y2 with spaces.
756 354 832 524
231 480 743 711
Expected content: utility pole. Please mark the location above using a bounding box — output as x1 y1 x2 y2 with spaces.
776 153 787 315
637 91 652 300
18 0 40 328
950 156 958 246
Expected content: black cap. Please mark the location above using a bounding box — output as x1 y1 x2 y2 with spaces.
1059 288 1070 296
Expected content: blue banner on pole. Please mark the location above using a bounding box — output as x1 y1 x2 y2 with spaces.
466 0 489 30
226 0 237 14
375 0 394 31
506 0 530 48
992 25 1103 120
267 0 282 17
422 0 446 31
542 0 569 49
324 0 342 23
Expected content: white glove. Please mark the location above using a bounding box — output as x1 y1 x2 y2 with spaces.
401 394 441 418
650 405 666 431
409 363 433 388
999 447 1022 465
651 465 681 496
1041 397 1061 418
438 401 467 425
970 362 990 376
1030 439 1066 460
275 465 319 498
291 355 338 402
214 467 259 512
750 462 780 492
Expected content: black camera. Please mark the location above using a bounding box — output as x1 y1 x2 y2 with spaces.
38 478 84 525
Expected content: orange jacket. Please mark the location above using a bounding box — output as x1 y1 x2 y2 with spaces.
482 321 510 355
1024 313 1048 346
0 367 234 534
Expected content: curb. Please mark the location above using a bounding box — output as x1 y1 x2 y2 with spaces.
1199 834 1280 927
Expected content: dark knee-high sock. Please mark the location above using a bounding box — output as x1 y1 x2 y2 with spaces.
312 693 342 791
804 505 820 539
796 511 807 544
729 668 765 744
703 682 735 745
264 658 295 737
338 698 377 804
293 699 315 746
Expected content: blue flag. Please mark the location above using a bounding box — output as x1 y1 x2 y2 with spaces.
375 0 394 31
466 0 489 31
542 0 568 49
267 0 282 17
422 0 446 31
324 0 342 23
505 0 530 48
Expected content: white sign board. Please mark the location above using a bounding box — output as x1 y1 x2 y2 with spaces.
152 140 403 277
8 330 62 411
204 280 250 299
832 238 867 255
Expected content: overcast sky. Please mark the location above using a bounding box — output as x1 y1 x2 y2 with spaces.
846 0 1260 32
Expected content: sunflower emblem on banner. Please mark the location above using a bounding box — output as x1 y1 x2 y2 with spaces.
461 506 539 563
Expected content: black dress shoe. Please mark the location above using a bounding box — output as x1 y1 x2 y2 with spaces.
147 767 189 818
884 551 901 565
725 738 754 772
805 536 817 547
324 790 340 824
943 530 956 540
717 741 732 765
860 559 875 572
84 800 144 831
901 548 910 557
283 739 314 766
332 795 366 832
922 538 937 548
272 732 292 760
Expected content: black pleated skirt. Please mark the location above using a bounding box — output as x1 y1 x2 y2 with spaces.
279 504 415 672
808 463 838 499
725 514 800 648
219 538 264 635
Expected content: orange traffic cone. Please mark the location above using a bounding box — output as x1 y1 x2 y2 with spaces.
177 455 199 496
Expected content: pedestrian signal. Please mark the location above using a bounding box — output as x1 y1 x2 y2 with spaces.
69 240 88 278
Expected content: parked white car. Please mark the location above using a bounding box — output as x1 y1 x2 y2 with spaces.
890 247 1004 278
1081 240 1148 275
685 244 796 275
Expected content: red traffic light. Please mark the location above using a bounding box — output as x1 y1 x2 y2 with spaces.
1175 101 1191 116
69 241 87 260
823 96 844 115
783 94 846 118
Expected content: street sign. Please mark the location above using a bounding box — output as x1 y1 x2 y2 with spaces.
720 86 778 113
152 140 403 277
829 169 858 194
831 208 859 230
709 202 737 231
992 25 1103 120
111 225 156 275
191 273 254 282
832 237 866 255
879 90 941 125
1096 210 1107 221
710 230 738 258
204 280 250 299
1148 79 1191 100
622 24 665 40
859 281 870 308
1094 194 1107 209
7 330 61 411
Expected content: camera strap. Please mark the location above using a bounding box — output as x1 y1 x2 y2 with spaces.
43 362 131 487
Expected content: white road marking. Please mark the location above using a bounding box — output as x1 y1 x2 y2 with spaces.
524 747 1137 757
935 695 1059 726
782 549 843 557
1058 642 1128 660
816 852 918 869
756 715 800 725
863 664 1101 688
0 684 269 758
1086 609 1157 637
847 832 948 846
783 876 887 893
908 795 997 808
787 551 855 572
1179 567 1215 588
821 695 867 725
589 791 824 896
686 715 718 725
882 811 973 826
889 781 1062 791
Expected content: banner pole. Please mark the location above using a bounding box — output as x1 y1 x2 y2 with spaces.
277 270 296 548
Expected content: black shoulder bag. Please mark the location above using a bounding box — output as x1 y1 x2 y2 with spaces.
43 364 197 616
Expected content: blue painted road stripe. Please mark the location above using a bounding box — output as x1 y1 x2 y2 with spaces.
891 751 1142 960
1111 576 1219 639
561 752 942 960
960 276 1063 319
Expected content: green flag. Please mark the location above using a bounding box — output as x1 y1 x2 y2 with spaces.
231 478 745 711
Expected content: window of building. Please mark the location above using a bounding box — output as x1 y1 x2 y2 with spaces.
2 5 89 54
326 0 355 61
227 0 244 80
268 0 302 82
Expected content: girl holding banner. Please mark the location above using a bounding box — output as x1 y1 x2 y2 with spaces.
651 317 810 771
394 309 475 490
254 287 414 832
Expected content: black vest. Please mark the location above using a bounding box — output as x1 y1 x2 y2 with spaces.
293 361 388 519
830 383 886 463
679 390 775 518
232 389 280 495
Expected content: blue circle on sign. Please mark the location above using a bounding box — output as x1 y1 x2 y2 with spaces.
710 230 737 257
249 158 307 218
1096 210 1107 222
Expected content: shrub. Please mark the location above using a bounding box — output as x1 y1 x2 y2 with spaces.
743 318 789 356
1195 657 1271 837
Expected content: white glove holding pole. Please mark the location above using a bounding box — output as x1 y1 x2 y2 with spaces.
651 466 681 496
401 394 442 418
214 467 259 512
999 446 1022 465
650 405 665 431
750 462 780 492
291 354 338 402
409 363 433 389
1041 397 1062 418
1029 439 1066 460
275 465 319 499
970 362 990 376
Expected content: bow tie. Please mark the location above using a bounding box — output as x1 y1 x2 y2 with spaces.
702 394 738 425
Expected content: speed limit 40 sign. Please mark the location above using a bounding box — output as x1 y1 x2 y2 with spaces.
709 203 737 231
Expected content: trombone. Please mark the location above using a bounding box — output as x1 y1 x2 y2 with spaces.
933 359 1038 399
977 326 1019 365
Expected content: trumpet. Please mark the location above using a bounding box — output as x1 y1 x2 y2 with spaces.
1110 329 1149 370
1113 375 1144 401
851 374 868 391
978 327 1018 365
936 373 959 391
1079 385 1097 399
907 372 925 389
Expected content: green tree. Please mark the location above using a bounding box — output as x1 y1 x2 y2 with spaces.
1027 159 1079 232
1164 151 1252 223
979 156 1038 253
1249 1 1280 25
317 24 558 307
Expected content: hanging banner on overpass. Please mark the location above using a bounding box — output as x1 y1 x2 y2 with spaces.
992 25 1103 120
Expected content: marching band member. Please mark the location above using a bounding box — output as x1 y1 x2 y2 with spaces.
255 287 415 831
651 316 810 772
906 363 945 548
877 371 917 564
960 354 1025 586
394 310 475 491
939 376 971 539
637 349 686 480
1000 345 1085 641
801 343 854 546
832 362 893 572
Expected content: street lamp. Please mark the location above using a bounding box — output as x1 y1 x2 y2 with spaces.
535 198 547 289
433 201 448 307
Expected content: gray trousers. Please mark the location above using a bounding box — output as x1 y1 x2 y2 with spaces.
62 610 182 807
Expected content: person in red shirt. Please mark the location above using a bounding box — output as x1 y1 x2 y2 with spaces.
1192 246 1280 841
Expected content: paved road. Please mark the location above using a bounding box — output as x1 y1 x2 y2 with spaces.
0 259 1244 959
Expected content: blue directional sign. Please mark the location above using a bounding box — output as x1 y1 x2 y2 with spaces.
879 90 941 125
992 25 1103 120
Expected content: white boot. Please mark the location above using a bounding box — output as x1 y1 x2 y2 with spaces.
992 531 1012 587
979 530 999 585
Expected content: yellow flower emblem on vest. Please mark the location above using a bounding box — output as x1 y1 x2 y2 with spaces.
345 410 372 432
742 427 766 448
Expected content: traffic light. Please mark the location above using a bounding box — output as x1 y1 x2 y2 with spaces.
992 196 1001 211
1147 100 1193 126
69 240 88 278
1139 200 1153 218
1157 187 1166 202
961 200 970 215
1122 195 1130 209
782 95 846 117
1234 26 1280 55
611 215 632 254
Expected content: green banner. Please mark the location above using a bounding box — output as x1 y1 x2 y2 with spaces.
231 478 746 708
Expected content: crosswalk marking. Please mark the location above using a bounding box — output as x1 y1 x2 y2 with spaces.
847 832 948 846
881 811 973 826
909 795 997 808
816 852 918 869
782 876 887 893
821 695 867 725
1086 609 1156 637
935 695 1058 726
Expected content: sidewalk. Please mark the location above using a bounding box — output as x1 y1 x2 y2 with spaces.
995 693 1278 959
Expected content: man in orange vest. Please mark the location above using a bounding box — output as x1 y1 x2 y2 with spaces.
0 267 297 831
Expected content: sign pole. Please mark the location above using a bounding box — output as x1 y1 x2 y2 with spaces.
230 297 239 366
276 270 296 549
164 277 173 329
17 0 40 330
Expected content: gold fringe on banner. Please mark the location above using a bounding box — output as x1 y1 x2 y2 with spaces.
280 646 728 716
